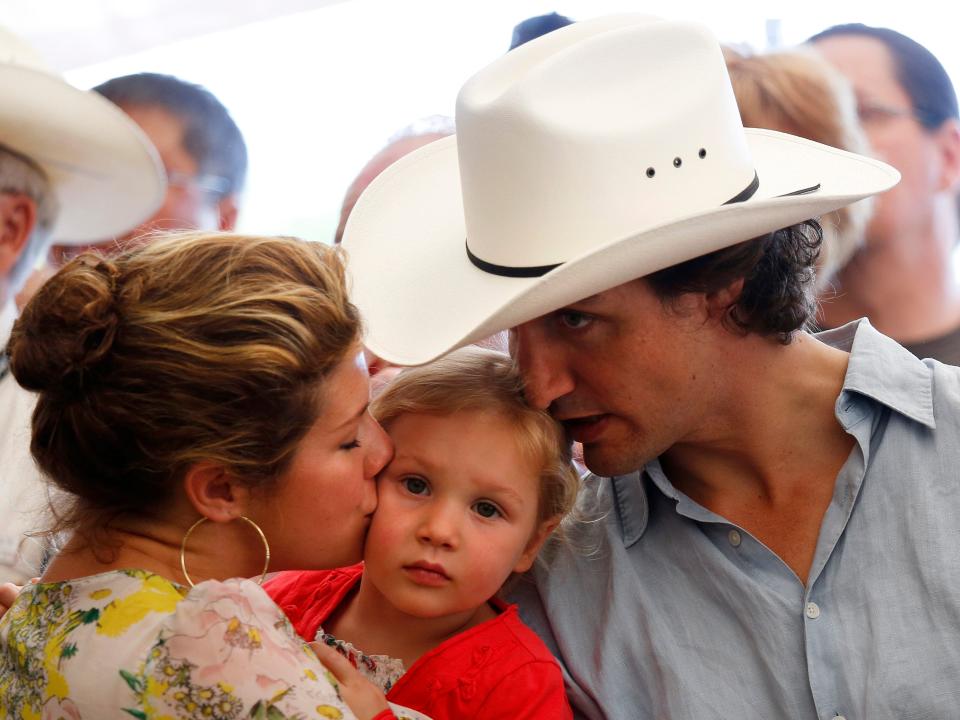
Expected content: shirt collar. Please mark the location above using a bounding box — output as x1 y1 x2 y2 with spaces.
818 318 936 430
612 318 936 548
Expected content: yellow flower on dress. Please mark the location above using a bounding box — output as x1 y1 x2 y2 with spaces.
97 574 183 637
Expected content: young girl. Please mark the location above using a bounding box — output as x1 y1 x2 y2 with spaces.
266 346 580 719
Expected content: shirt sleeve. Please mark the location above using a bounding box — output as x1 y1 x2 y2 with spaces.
133 578 359 720
474 660 574 719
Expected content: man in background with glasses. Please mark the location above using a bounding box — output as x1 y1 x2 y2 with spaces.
4 73 247 585
48 72 248 265
811 24 960 364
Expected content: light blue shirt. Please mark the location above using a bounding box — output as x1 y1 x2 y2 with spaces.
509 320 960 719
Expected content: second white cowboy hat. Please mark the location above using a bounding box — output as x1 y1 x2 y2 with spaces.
0 27 164 244
343 15 899 366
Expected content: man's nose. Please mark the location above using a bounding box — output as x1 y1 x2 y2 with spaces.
511 322 575 411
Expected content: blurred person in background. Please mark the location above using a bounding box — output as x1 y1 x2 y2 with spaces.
0 27 163 584
49 72 247 265
810 24 960 363
509 12 575 50
724 45 873 292
335 115 454 245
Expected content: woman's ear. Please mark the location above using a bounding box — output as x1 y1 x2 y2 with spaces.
513 516 561 574
182 462 250 522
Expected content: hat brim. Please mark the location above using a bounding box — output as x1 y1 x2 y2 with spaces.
0 64 165 244
343 129 899 366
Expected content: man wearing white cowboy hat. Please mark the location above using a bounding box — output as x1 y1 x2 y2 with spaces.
0 27 164 583
342 15 960 719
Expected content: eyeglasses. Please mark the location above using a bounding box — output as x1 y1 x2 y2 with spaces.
856 100 933 127
166 170 231 197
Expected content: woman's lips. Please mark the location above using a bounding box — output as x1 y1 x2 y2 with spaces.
562 414 610 444
403 562 451 587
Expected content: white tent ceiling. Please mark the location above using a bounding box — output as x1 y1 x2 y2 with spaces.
2 0 346 71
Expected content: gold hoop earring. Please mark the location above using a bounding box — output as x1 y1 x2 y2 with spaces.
179 515 271 588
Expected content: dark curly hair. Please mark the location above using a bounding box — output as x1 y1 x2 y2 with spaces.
646 220 822 344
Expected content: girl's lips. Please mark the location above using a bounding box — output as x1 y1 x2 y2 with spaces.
403 562 450 587
562 414 611 444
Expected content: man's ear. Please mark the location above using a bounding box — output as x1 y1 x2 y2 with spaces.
704 278 744 323
182 462 250 522
934 118 960 193
216 195 239 231
0 193 37 276
513 516 561 574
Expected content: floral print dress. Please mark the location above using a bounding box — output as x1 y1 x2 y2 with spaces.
0 569 357 720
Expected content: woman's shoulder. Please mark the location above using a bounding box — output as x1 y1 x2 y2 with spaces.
0 571 356 720
144 575 355 718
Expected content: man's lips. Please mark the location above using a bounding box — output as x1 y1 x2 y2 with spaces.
560 414 611 443
403 561 451 586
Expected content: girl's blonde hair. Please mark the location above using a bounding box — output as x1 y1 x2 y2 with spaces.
7 231 360 542
370 346 580 526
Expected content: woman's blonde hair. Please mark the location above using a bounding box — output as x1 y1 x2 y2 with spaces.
7 231 360 540
370 346 580 526
724 45 873 288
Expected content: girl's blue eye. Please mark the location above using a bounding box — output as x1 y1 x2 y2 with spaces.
559 311 593 330
473 501 501 519
402 477 429 495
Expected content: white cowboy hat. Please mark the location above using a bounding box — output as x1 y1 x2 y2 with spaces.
0 27 164 244
343 15 899 366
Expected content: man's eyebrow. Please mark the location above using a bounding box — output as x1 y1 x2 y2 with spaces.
559 293 603 309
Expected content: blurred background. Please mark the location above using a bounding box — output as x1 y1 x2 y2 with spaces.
3 0 956 243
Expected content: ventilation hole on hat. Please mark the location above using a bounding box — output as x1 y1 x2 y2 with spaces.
646 167 655 178
673 157 682 168
699 148 707 159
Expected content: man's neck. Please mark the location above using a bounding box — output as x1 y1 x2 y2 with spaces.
660 331 855 583
819 205 960 344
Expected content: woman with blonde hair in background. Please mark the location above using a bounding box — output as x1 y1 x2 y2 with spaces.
724 45 874 292
0 232 416 720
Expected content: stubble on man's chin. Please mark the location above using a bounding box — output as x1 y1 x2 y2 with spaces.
581 442 651 478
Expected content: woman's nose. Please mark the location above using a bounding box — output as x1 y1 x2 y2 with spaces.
363 415 393 479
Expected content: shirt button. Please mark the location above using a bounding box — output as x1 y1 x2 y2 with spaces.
805 602 821 619
728 530 742 547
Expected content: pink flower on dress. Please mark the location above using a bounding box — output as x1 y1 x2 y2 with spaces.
41 697 82 720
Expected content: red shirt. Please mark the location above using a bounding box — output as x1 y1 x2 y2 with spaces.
266 565 572 719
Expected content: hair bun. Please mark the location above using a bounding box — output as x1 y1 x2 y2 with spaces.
8 256 122 395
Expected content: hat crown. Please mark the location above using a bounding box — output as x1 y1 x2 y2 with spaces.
456 16 755 270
